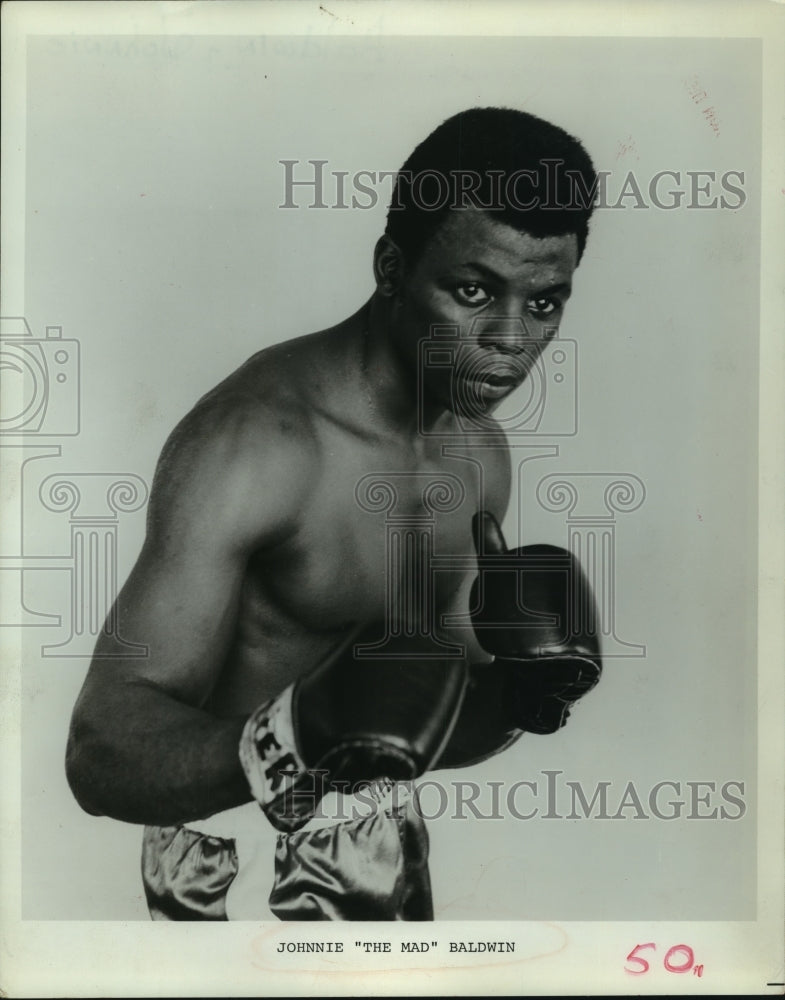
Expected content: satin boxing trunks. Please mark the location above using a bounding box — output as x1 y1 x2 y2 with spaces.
141 780 433 921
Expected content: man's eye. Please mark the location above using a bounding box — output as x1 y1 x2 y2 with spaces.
456 283 491 306
527 296 559 317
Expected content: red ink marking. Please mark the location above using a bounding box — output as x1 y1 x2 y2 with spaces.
683 76 720 136
624 942 703 977
615 135 639 161
664 943 695 973
624 942 656 975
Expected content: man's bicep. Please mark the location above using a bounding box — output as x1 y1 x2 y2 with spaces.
93 538 248 704
90 401 312 704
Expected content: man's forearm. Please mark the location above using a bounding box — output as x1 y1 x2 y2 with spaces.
66 678 251 826
434 661 521 770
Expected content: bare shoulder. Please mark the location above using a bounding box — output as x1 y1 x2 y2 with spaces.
147 346 320 554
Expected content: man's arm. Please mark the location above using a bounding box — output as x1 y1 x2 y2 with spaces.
435 429 516 768
65 393 314 826
435 430 602 768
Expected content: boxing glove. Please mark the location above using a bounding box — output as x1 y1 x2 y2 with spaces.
470 511 602 735
239 626 468 831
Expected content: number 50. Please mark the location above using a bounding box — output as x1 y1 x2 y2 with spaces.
625 942 698 975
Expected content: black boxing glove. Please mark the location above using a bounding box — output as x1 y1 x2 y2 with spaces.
469 510 602 735
239 627 468 831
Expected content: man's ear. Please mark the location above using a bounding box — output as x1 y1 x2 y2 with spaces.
373 235 405 297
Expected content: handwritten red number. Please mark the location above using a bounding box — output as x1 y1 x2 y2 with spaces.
663 944 695 974
624 942 656 975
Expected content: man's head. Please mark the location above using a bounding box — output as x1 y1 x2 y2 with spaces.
374 108 596 419
384 107 597 268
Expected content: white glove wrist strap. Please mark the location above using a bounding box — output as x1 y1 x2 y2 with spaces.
238 684 307 807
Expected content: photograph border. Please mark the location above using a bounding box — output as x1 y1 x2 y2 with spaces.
1 1 783 995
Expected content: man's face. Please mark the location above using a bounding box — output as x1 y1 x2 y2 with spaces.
389 208 579 418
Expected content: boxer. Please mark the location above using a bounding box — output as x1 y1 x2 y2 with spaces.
66 107 602 919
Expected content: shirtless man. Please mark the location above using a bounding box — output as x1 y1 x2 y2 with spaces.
66 107 602 921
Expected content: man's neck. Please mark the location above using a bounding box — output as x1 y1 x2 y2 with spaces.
359 294 456 437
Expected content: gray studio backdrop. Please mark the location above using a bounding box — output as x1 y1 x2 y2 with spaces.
16 33 759 919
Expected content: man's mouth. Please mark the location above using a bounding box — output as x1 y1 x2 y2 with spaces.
449 351 531 404
459 370 521 403
463 364 523 390
473 371 519 387
459 350 529 387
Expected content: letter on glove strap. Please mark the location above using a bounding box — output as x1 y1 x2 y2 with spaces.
239 627 468 831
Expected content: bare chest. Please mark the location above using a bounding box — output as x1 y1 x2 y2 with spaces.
252 445 484 630
212 429 503 712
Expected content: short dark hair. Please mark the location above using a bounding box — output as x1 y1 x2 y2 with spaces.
385 106 597 264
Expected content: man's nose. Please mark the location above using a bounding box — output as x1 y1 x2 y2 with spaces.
473 312 542 354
